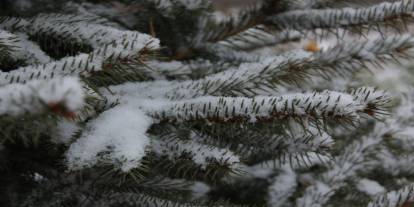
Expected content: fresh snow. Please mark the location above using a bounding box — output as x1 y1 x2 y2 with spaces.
0 77 84 116
66 104 152 172
152 132 240 169
268 166 297 207
357 179 385 197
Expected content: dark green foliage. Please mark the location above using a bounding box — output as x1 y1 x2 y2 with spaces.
2 0 414 207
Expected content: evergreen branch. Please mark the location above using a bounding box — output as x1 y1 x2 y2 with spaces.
315 0 396 8
378 150 414 176
0 16 28 31
0 29 20 69
0 35 158 85
144 90 388 124
1 14 106 58
25 13 156 51
2 2 413 206
0 30 19 59
30 13 113 25
0 77 84 118
19 177 207 207
84 58 157 88
146 125 242 182
267 166 297 207
89 191 208 207
194 0 333 45
153 121 333 167
194 2 265 45
204 43 286 62
168 34 414 99
367 184 414 207
0 30 51 69
309 35 414 78
128 177 193 197
164 56 312 99
0 114 58 146
266 0 414 34
146 59 235 80
219 25 301 51
151 0 211 12
146 152 241 184
297 125 386 207
350 87 390 118
10 33 52 65
258 151 332 169
243 132 333 166
0 13 113 33
88 168 195 203
152 132 240 171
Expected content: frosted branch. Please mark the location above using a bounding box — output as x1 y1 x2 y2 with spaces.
219 26 301 51
25 14 157 50
0 30 51 65
195 2 265 45
312 35 414 76
297 125 386 206
168 35 414 99
142 90 386 124
268 166 297 207
0 77 84 117
152 132 240 170
368 184 414 207
267 0 414 32
0 33 159 85
242 127 334 165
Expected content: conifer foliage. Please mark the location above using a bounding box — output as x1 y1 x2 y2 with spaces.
2 0 414 206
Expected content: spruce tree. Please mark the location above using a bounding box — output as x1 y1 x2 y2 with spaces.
2 0 414 206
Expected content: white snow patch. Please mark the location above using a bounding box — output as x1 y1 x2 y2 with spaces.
52 119 81 144
66 104 152 172
268 166 297 207
0 77 84 116
357 179 385 197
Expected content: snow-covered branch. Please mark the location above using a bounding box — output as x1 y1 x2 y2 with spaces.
267 0 414 32
195 1 265 45
0 77 84 117
0 34 158 85
237 126 334 166
25 13 155 50
267 166 297 207
152 132 240 170
0 30 19 60
166 35 414 99
219 26 301 51
368 184 414 207
142 89 388 124
0 30 51 66
297 124 386 206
